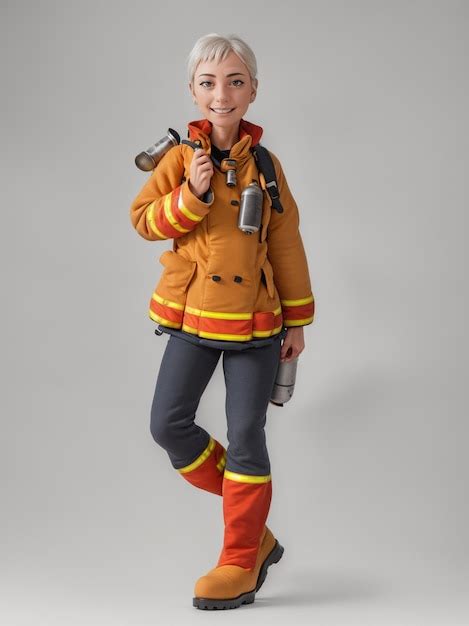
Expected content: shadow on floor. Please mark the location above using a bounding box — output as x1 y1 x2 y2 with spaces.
255 566 391 607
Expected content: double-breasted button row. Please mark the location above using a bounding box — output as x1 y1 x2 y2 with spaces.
210 275 243 283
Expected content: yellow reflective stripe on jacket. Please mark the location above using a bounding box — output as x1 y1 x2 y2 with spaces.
178 437 215 474
178 190 204 223
281 295 314 306
146 201 168 240
181 323 199 335
153 293 185 311
199 330 253 341
164 194 190 233
149 311 181 328
252 325 283 338
185 305 252 320
284 317 314 326
224 470 271 484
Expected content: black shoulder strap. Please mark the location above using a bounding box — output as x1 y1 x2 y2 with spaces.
252 144 284 214
181 139 201 151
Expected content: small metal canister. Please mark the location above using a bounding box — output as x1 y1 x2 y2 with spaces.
135 128 180 171
224 159 237 187
270 357 298 406
238 182 263 234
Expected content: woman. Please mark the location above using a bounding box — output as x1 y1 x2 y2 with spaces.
130 33 315 610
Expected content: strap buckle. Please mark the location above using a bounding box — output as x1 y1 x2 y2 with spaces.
266 180 279 200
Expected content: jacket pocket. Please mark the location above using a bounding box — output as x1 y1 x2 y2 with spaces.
156 250 196 304
260 258 276 299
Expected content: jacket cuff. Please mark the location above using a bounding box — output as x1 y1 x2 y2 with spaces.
281 295 315 327
181 180 214 217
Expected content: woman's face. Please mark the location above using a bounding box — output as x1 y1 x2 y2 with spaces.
189 51 257 128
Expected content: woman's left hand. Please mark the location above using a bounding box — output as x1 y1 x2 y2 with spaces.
280 326 305 362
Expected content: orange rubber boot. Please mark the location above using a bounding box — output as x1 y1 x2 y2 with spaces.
177 437 226 495
217 474 272 568
193 475 284 610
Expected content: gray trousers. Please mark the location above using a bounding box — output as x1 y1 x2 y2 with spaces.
150 333 282 476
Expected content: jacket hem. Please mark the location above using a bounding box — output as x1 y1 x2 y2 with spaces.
156 325 287 351
149 303 284 343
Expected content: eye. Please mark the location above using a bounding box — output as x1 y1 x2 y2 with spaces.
199 79 245 88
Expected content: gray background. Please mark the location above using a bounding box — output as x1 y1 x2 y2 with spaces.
2 0 468 624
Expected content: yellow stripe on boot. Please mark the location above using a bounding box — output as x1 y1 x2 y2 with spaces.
177 437 226 496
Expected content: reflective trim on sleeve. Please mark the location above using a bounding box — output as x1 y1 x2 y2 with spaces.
163 194 191 233
178 189 205 223
284 316 314 326
281 295 314 306
146 201 168 239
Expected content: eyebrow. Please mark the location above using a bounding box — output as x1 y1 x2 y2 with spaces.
198 73 246 78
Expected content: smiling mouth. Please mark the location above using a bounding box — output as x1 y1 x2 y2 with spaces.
210 108 235 114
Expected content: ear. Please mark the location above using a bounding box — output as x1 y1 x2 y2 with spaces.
189 83 198 105
250 78 258 102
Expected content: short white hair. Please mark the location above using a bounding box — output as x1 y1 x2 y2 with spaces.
187 33 258 86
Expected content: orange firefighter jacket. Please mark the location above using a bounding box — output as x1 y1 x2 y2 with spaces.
130 118 315 342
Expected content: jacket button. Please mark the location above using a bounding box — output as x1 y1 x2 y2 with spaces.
233 275 243 283
212 275 221 282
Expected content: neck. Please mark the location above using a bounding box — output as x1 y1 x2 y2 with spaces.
209 121 240 151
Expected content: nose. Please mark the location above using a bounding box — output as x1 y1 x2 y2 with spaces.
213 84 230 104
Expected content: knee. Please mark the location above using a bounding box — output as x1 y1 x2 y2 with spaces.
149 402 173 449
150 396 196 449
228 420 265 451
226 421 270 474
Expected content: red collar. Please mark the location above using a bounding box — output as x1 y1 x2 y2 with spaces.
187 118 263 147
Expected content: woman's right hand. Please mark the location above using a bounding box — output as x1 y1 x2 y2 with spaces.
188 148 214 199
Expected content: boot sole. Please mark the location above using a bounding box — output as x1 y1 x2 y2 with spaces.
193 540 284 610
255 539 284 592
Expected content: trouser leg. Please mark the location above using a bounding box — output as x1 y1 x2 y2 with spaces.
150 335 226 494
217 337 282 569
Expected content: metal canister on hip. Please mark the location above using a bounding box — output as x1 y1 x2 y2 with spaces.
270 357 299 406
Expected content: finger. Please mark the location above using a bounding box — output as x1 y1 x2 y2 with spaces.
284 351 298 362
195 157 211 167
194 150 210 162
198 162 214 172
200 171 214 182
284 347 299 361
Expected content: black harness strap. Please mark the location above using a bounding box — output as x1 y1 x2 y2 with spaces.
252 145 284 214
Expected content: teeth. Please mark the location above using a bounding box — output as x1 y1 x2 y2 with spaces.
212 108 233 113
